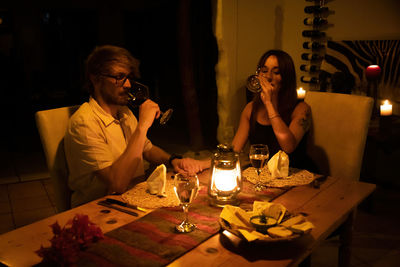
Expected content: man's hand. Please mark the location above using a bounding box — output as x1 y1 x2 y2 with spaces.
138 99 160 130
171 158 210 175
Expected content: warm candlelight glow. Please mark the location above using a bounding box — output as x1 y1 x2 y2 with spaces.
380 100 392 116
297 87 306 99
208 145 242 207
213 168 238 192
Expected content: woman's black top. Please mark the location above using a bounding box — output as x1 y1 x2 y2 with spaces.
249 122 317 172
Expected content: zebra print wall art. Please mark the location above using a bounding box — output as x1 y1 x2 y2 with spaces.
319 40 400 105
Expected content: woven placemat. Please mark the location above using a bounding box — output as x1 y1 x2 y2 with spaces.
243 166 316 188
122 178 180 209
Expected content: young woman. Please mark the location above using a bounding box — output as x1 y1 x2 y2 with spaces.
232 49 313 169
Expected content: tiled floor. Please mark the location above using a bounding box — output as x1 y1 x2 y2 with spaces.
0 179 57 234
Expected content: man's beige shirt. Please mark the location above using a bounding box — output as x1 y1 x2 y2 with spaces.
64 97 152 207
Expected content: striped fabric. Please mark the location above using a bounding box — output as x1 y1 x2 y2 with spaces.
77 185 287 266
320 40 400 102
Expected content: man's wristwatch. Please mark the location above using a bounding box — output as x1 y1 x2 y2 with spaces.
168 154 183 166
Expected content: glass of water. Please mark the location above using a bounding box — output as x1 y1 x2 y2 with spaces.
173 173 200 233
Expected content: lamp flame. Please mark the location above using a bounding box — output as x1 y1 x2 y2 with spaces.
213 168 238 192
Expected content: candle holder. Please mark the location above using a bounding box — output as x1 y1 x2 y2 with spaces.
208 144 242 207
365 65 381 117
379 115 392 135
379 100 393 134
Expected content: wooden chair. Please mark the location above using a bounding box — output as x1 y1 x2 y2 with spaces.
35 105 79 212
304 91 373 266
305 91 374 181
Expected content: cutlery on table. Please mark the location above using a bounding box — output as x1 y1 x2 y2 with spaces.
97 200 138 217
104 198 148 212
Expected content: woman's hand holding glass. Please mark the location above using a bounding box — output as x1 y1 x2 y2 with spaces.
259 76 277 103
246 66 271 93
246 66 278 98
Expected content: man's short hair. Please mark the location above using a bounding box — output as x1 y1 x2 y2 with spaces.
85 45 140 94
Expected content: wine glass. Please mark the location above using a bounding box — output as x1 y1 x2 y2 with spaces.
173 173 200 233
127 81 173 125
247 66 271 93
246 66 264 93
246 74 262 93
249 144 269 191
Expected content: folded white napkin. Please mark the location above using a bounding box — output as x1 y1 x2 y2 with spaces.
147 164 167 197
267 150 289 178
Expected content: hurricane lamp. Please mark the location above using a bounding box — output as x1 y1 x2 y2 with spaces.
208 144 242 207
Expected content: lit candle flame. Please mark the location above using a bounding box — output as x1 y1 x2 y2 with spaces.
297 87 306 99
380 99 392 116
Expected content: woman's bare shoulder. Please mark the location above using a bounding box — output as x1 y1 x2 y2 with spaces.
293 101 310 115
242 101 254 116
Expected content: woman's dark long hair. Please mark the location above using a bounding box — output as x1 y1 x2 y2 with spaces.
250 50 298 131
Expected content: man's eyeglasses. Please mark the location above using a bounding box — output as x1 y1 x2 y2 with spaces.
100 73 135 87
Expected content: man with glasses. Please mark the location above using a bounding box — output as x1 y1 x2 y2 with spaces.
64 45 209 207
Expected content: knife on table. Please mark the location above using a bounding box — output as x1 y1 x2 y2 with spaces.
105 198 148 212
97 200 138 216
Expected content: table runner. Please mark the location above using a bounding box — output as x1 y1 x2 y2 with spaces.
77 184 288 267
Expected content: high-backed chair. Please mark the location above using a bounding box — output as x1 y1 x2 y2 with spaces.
35 105 79 212
303 92 374 266
305 91 373 181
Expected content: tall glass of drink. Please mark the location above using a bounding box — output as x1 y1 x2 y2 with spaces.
173 173 200 233
249 144 269 191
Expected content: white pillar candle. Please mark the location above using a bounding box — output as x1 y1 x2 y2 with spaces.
297 87 306 99
380 100 392 116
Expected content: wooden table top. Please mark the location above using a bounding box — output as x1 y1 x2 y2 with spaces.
0 171 375 267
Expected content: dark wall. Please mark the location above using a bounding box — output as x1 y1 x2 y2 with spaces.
0 0 218 150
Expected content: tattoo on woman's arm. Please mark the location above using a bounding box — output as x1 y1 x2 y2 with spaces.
299 109 311 132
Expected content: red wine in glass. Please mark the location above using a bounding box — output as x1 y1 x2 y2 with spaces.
127 81 173 125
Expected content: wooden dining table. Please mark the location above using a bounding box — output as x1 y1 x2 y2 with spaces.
0 170 375 267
